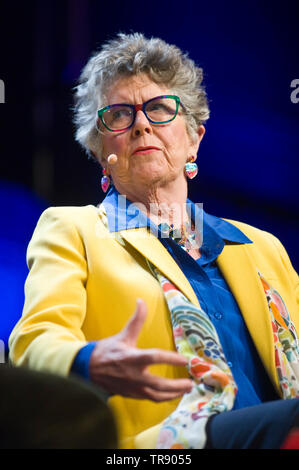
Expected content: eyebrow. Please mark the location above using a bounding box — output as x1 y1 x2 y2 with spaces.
105 95 169 106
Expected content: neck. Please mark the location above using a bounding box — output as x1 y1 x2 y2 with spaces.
114 176 189 228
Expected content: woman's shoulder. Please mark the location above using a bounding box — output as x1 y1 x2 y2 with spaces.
37 204 101 224
223 217 296 269
40 204 98 216
32 204 108 239
223 217 279 245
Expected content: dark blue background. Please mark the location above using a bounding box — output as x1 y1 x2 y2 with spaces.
0 0 298 348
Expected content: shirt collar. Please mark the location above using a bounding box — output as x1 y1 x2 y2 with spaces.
101 185 252 245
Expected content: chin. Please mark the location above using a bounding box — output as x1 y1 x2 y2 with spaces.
133 162 167 181
137 169 168 185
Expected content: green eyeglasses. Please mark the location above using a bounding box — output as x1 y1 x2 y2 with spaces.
97 95 184 132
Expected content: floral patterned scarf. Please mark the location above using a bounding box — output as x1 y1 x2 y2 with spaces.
147 262 299 449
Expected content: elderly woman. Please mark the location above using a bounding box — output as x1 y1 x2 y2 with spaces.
9 33 299 449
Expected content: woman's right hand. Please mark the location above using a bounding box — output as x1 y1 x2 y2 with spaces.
89 299 193 402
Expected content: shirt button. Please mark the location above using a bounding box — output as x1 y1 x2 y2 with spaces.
227 361 233 368
214 312 223 320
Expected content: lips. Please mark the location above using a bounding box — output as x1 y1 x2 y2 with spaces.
132 146 161 155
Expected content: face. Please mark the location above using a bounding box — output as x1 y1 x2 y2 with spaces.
97 73 205 196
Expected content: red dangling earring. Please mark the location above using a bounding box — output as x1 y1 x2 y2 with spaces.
184 156 198 180
101 168 110 193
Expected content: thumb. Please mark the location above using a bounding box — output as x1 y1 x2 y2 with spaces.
120 299 147 345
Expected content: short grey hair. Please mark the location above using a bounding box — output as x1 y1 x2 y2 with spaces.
73 33 210 159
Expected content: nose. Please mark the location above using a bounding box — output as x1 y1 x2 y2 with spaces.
132 109 152 137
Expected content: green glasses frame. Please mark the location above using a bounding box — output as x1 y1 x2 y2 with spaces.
97 95 184 132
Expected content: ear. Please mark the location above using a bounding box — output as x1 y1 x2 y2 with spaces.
91 150 107 170
189 125 205 159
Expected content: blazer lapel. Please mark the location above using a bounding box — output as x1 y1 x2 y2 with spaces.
217 243 280 393
97 202 198 305
119 228 200 307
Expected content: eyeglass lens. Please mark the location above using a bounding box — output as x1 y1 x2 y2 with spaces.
102 96 178 130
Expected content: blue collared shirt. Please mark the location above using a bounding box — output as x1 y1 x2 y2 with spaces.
72 187 278 408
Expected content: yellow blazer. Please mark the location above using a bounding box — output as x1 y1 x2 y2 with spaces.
9 205 299 448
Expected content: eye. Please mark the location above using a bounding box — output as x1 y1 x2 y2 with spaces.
146 99 177 116
111 108 132 121
147 102 167 112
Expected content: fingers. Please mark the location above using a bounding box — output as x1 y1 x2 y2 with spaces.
141 373 193 394
90 298 194 402
133 347 189 368
120 299 147 345
139 386 192 403
95 372 193 402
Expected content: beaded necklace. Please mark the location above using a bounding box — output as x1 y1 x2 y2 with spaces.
158 219 202 253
